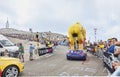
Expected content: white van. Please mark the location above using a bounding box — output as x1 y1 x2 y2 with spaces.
0 34 19 57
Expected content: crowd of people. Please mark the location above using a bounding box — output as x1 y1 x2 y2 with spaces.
86 38 120 76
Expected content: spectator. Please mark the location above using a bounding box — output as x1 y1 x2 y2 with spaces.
35 32 39 42
35 43 40 55
29 44 35 61
4 49 9 57
98 40 104 49
113 38 118 44
103 41 107 47
114 41 120 46
86 40 92 52
113 41 120 60
114 46 120 56
111 62 120 76
18 43 24 62
108 38 119 57
107 38 112 48
97 40 104 58
107 38 118 53
86 40 91 48
94 42 98 53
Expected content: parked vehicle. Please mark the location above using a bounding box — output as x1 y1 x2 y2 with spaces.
0 34 19 57
0 57 24 77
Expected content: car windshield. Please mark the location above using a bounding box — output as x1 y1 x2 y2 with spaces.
0 40 14 47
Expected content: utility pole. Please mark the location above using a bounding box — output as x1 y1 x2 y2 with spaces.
94 28 97 42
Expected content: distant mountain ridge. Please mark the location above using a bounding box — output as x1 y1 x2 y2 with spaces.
0 28 66 38
0 28 30 34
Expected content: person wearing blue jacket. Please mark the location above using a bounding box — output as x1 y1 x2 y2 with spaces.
107 38 118 54
107 44 115 53
29 44 35 61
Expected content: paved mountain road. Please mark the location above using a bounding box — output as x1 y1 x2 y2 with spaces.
20 46 107 76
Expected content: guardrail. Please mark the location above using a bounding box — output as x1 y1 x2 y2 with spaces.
38 47 53 56
102 52 119 74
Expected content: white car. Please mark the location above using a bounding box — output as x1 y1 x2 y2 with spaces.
0 34 19 57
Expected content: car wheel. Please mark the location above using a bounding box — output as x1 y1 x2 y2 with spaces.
67 57 71 60
67 58 70 60
2 65 19 77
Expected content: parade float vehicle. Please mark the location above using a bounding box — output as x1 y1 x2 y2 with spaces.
0 57 24 77
66 22 87 60
67 50 87 60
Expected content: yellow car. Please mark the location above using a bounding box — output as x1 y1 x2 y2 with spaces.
0 57 24 77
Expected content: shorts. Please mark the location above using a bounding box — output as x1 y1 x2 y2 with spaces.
19 52 24 56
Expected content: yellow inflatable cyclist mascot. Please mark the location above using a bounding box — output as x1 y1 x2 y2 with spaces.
68 22 86 50
67 22 87 60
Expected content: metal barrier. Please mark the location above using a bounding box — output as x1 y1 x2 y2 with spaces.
102 52 119 74
38 47 53 56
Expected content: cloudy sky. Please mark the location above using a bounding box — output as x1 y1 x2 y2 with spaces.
0 0 120 42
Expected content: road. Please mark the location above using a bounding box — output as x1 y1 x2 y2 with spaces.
20 46 108 76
